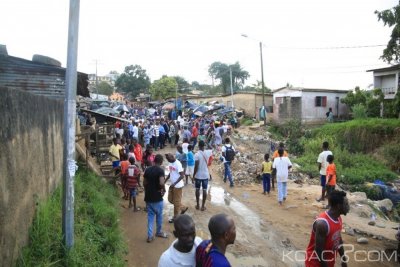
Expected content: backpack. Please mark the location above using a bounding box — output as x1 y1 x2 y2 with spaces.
224 145 235 161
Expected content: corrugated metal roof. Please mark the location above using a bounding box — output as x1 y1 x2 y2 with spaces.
0 55 89 99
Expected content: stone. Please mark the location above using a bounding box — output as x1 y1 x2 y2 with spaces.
357 237 369 244
374 199 393 212
368 220 376 226
348 192 368 205
344 227 355 236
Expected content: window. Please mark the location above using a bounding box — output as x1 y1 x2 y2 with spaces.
315 96 327 107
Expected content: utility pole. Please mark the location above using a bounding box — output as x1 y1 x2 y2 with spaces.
230 67 234 108
95 59 99 99
260 42 266 125
62 0 80 249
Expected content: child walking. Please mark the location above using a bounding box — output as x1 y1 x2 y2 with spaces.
325 155 336 199
261 154 272 195
185 145 195 184
126 157 141 211
120 154 130 200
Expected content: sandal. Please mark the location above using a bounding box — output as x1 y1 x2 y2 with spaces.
168 218 174 223
200 206 207 211
133 207 141 212
146 237 154 243
195 205 200 210
156 232 168 238
180 207 188 214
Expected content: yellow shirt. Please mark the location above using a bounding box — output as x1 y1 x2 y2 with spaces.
109 144 122 160
262 161 272 174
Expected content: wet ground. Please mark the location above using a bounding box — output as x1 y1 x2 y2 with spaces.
120 146 399 267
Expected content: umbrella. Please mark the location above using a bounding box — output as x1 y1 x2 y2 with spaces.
99 102 110 107
94 107 120 116
113 104 129 112
193 105 210 114
162 102 175 110
184 101 198 110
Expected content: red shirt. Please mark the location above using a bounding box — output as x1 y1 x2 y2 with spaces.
192 126 198 138
120 160 129 175
305 211 343 267
134 144 143 161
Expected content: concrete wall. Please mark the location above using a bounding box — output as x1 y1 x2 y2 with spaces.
0 88 64 267
301 91 349 122
187 92 273 118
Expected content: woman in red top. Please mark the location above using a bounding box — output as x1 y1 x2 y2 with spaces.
305 190 350 267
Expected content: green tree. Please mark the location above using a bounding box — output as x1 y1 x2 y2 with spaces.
340 86 367 108
375 2 400 63
191 81 200 89
208 61 249 93
97 81 113 96
115 65 150 97
172 76 192 94
149 76 178 100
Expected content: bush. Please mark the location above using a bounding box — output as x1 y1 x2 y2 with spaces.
17 168 126 267
352 103 368 119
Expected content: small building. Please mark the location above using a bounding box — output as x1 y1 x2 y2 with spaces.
367 64 400 99
109 92 124 102
273 86 350 123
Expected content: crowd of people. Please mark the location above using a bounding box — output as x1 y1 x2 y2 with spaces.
104 104 353 266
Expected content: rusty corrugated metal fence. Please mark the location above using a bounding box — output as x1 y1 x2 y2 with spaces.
0 55 89 99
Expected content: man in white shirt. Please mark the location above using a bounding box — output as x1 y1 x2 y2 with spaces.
165 153 188 223
132 122 139 140
272 149 292 205
316 141 333 202
193 140 213 211
158 215 202 267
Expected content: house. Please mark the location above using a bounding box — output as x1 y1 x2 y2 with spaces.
272 86 350 123
109 92 124 102
367 64 400 99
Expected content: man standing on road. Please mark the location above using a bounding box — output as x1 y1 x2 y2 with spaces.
272 148 292 206
158 214 202 267
196 213 236 267
305 190 349 267
316 141 332 202
193 140 213 211
165 153 188 223
221 137 236 187
143 154 168 243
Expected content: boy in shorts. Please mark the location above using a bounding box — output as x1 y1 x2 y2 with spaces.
126 157 141 211
325 155 336 199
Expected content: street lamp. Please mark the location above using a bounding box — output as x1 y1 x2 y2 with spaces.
241 34 266 125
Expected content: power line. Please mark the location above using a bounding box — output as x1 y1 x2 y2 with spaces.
263 44 386 50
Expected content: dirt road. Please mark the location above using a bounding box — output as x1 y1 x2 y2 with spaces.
120 146 399 267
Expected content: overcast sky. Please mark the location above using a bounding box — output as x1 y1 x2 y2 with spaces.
1 0 398 90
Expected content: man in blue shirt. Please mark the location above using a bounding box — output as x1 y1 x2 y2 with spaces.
196 213 235 267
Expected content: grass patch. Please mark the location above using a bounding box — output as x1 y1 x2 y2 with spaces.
240 117 253 126
291 119 399 185
17 168 126 267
